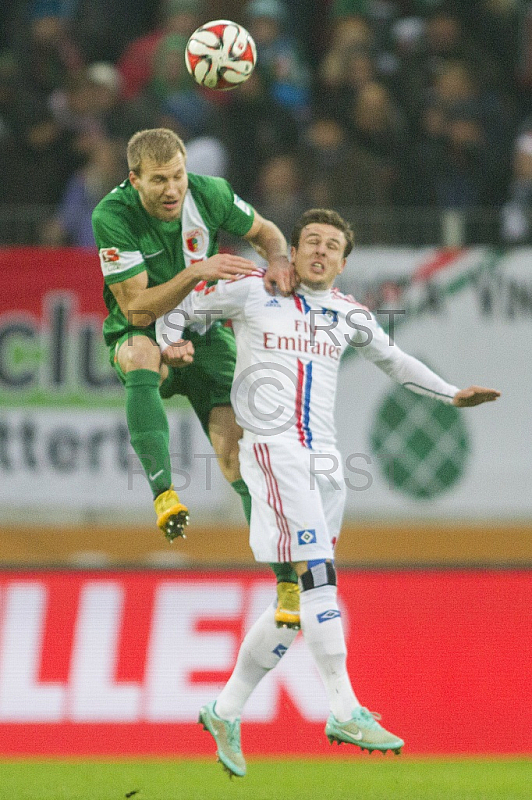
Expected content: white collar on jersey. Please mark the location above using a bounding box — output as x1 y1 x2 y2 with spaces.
298 282 333 301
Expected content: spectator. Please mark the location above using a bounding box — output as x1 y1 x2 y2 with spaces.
419 60 514 206
318 13 375 90
327 1 413 63
250 154 306 239
18 0 84 95
148 33 191 101
0 51 29 148
346 80 415 205
329 1 371 16
222 69 299 197
298 115 391 210
0 52 47 208
0 0 528 248
244 0 311 120
85 61 160 144
40 136 126 247
48 69 106 140
70 0 157 64
281 0 330 64
184 135 228 178
148 30 226 153
416 95 500 245
501 117 532 243
455 1 519 90
117 0 204 101
159 91 229 179
393 6 503 128
2 68 83 205
0 2 19 52
316 14 378 113
45 61 161 162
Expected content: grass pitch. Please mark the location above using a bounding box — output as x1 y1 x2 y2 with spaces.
0 758 529 800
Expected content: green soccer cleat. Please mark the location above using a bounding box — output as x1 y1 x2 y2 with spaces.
154 487 189 542
325 707 404 754
198 701 246 778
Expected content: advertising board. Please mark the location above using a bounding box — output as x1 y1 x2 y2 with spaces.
0 569 529 756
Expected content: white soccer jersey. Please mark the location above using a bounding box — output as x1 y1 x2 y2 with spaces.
158 273 461 562
156 270 458 449
156 272 459 451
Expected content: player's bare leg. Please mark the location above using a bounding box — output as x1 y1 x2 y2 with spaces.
208 404 243 483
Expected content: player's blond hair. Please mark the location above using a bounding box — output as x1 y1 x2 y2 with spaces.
291 209 355 257
127 128 187 175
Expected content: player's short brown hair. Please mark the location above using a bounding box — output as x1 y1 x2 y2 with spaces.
291 209 355 257
127 128 187 175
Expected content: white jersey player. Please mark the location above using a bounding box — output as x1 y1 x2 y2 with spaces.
156 209 500 777
156 229 481 564
159 269 461 446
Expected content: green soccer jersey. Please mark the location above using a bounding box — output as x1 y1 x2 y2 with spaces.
92 173 255 347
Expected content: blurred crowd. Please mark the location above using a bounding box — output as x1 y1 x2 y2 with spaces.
1 0 532 245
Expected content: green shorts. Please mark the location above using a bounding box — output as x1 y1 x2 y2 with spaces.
110 323 236 437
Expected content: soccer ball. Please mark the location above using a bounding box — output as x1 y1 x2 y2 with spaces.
185 19 257 91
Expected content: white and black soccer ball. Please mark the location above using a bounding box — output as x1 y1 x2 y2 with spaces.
185 19 257 91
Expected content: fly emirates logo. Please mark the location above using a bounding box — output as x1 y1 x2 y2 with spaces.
263 319 342 361
0 575 328 723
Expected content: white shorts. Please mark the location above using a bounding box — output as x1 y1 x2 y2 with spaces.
239 435 346 564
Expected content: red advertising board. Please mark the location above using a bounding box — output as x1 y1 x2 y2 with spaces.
0 247 103 315
0 569 529 756
0 247 114 398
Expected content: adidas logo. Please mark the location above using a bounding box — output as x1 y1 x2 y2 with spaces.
265 298 281 307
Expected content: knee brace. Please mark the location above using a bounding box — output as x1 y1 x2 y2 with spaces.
299 559 336 592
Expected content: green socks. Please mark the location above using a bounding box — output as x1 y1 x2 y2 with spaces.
125 369 171 497
270 561 299 585
231 478 252 524
231 478 298 584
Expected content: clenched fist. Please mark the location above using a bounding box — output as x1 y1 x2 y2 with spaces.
161 339 195 368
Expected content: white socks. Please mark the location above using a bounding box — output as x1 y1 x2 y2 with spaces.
214 601 299 722
214 584 360 724
299 583 360 722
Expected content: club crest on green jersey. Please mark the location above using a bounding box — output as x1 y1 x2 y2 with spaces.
185 228 205 253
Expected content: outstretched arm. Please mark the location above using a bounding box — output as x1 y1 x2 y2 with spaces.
108 254 257 328
356 315 501 406
156 270 256 364
452 386 501 406
243 211 297 296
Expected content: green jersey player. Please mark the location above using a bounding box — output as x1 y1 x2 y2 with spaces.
92 128 299 621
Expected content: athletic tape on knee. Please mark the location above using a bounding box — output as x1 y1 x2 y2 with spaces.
299 560 336 592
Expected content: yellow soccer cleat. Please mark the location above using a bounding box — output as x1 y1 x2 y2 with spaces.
154 487 189 542
275 581 301 629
